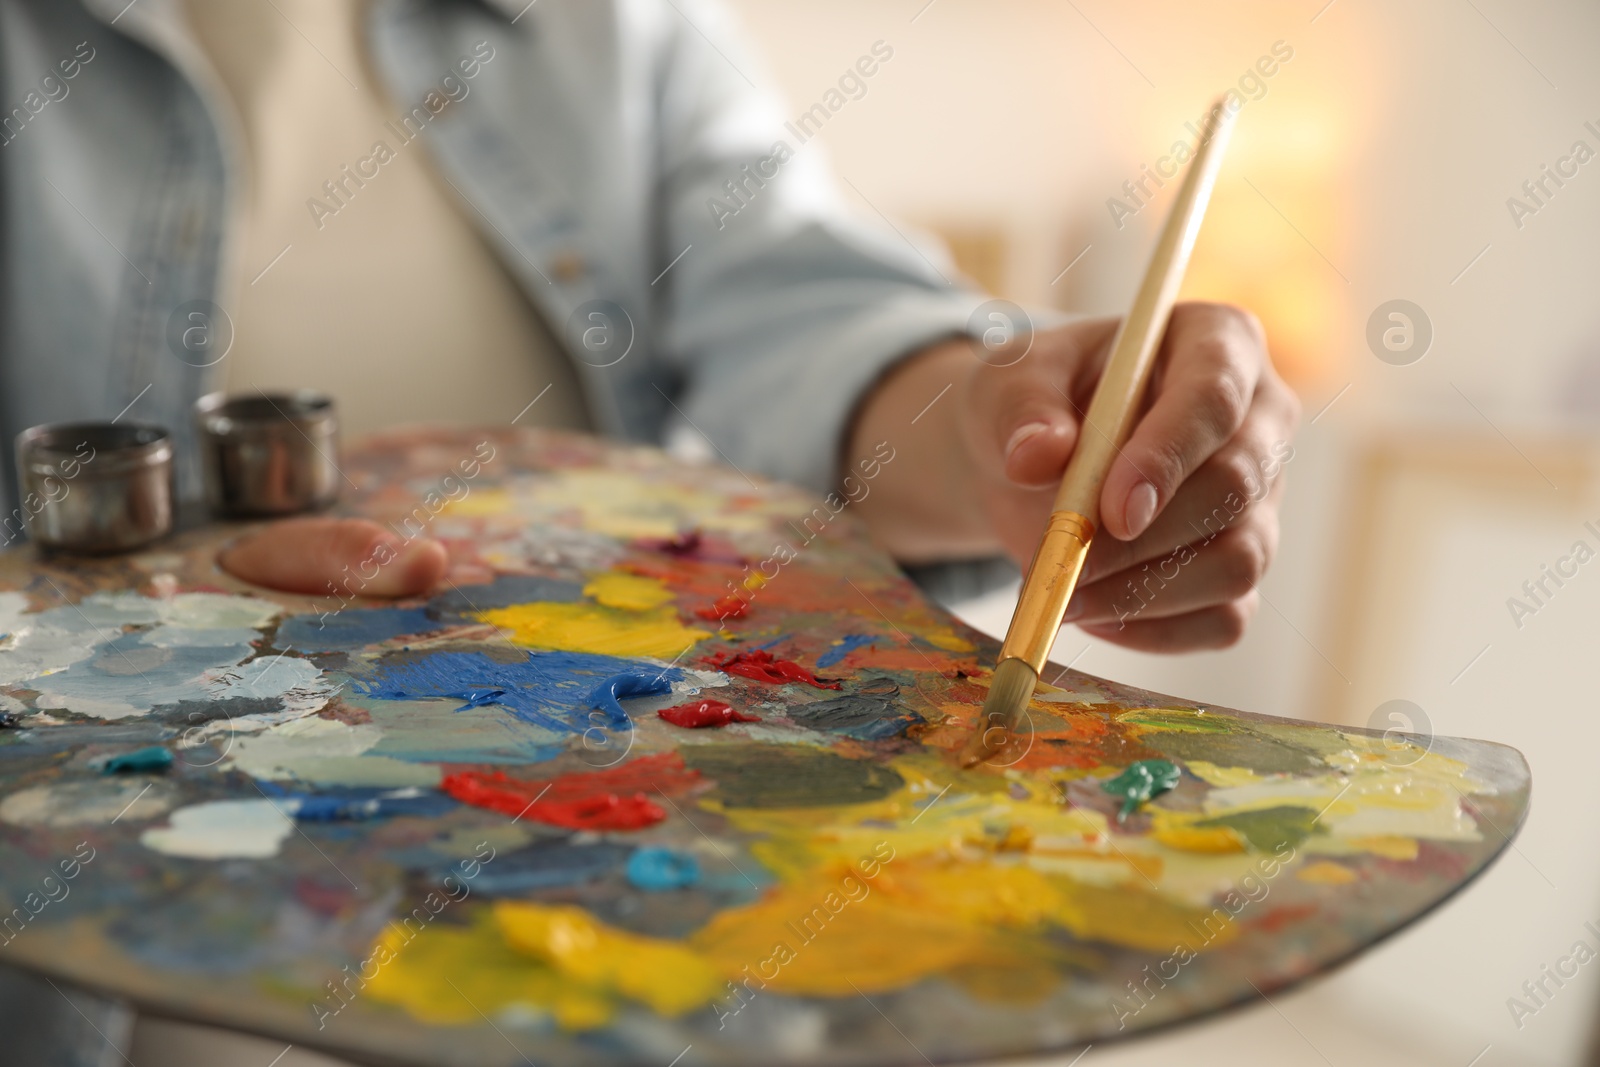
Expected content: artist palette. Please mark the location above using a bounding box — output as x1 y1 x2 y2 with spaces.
0 428 1527 1065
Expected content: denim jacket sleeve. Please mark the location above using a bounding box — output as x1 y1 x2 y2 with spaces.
642 0 986 490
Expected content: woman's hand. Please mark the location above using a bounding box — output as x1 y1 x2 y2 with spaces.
847 301 1301 652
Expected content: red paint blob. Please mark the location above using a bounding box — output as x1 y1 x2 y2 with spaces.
440 752 699 831
704 649 841 690
657 699 760 729
639 529 703 556
634 529 746 563
694 594 750 621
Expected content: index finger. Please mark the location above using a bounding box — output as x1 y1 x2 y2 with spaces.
1099 302 1268 541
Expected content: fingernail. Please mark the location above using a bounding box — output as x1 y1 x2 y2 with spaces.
1004 422 1049 461
1124 482 1158 538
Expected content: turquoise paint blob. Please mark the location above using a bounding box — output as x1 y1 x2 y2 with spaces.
1100 759 1182 822
356 650 682 734
625 847 700 891
100 746 173 774
588 671 675 726
816 634 875 668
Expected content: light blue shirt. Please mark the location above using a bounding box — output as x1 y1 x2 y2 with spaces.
0 0 987 517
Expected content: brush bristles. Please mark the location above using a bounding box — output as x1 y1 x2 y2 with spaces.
960 658 1039 766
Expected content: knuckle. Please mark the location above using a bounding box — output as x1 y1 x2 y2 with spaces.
1229 305 1267 346
1178 301 1264 344
1220 526 1270 594
1215 450 1263 508
1191 355 1252 432
1215 371 1253 429
1211 594 1258 648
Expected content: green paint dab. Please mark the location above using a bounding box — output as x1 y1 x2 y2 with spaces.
1117 708 1228 733
1194 805 1319 851
1100 759 1181 821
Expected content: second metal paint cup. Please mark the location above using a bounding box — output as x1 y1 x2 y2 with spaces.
195 391 341 517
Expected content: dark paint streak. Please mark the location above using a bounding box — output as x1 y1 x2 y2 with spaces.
680 744 905 809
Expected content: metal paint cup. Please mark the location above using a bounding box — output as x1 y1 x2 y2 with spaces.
194 391 341 517
13 422 175 554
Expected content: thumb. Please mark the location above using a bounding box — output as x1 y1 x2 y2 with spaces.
219 517 448 598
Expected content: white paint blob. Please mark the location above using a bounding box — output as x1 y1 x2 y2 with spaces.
140 799 295 859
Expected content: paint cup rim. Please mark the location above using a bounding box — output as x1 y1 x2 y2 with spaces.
15 421 172 477
194 390 338 439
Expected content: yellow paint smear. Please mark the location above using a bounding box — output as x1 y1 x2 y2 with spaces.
1307 834 1420 861
1183 761 1265 789
923 627 975 653
692 858 1233 998
478 601 708 659
362 903 725 1029
532 469 773 538
1153 823 1248 854
361 914 615 1030
583 572 677 611
715 773 1110 885
1296 860 1358 885
438 487 512 518
495 902 723 1015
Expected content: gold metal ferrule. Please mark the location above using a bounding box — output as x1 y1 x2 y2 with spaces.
997 510 1095 674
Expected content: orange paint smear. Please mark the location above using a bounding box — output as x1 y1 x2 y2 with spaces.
440 752 700 831
694 594 750 621
1251 903 1319 934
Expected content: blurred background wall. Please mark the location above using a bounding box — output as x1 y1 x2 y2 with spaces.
723 1 1600 1064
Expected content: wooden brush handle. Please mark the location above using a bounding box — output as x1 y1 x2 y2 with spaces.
997 98 1236 676
1054 102 1238 522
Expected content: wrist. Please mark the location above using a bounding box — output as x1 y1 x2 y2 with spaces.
844 337 997 562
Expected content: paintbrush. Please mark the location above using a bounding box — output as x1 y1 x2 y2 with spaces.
961 97 1238 767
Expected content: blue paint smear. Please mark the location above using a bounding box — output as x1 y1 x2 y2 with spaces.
816 634 875 668
99 746 173 774
469 841 633 895
626 847 700 891
277 607 444 652
452 689 507 712
354 650 682 734
257 783 458 822
588 671 674 726
31 633 256 716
